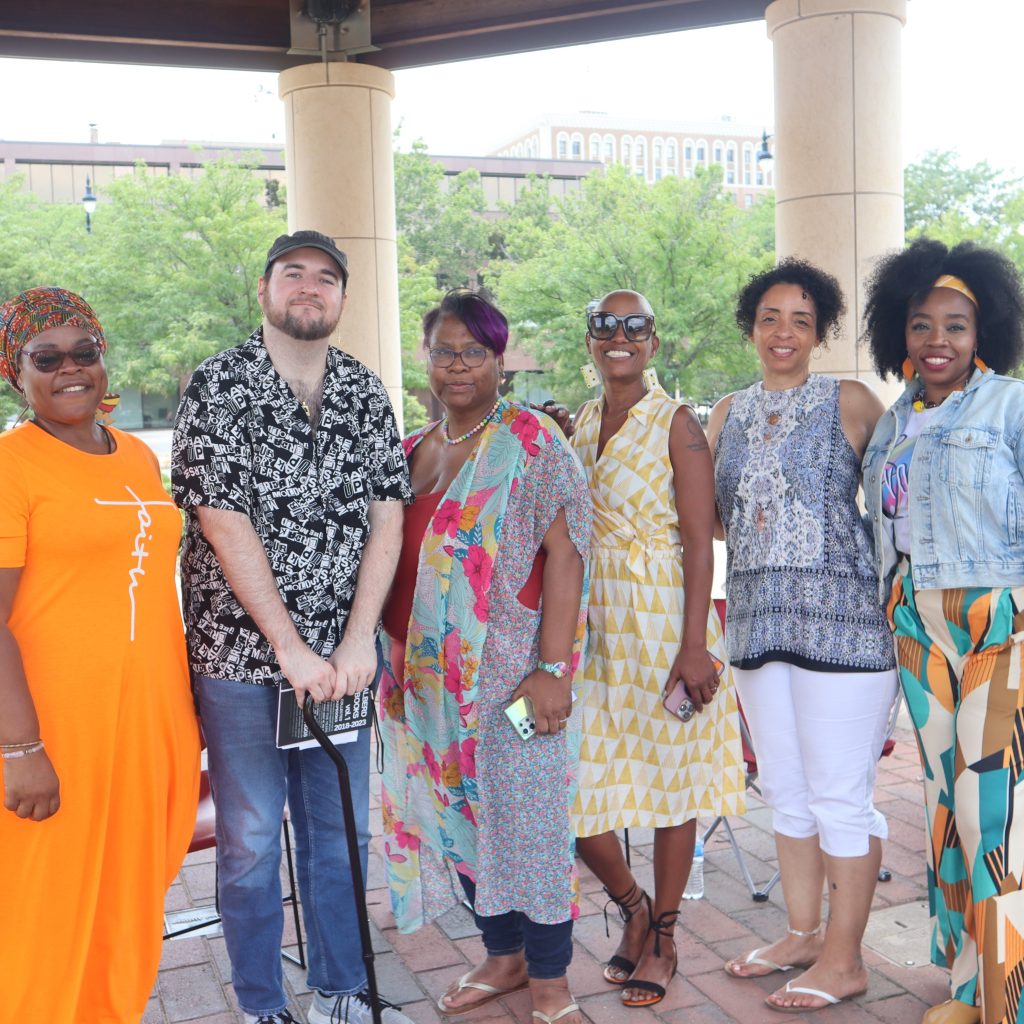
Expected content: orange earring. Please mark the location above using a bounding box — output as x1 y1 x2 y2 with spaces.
974 353 989 373
901 357 915 382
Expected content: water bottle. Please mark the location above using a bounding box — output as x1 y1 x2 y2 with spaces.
682 837 705 899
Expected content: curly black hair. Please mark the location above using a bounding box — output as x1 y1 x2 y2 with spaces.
863 238 1024 379
734 258 846 348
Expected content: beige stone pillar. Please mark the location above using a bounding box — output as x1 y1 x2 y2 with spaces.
766 0 906 396
279 63 403 421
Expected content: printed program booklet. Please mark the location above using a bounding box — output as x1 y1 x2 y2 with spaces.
276 683 372 750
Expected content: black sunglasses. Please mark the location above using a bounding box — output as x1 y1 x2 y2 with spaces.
587 312 655 343
23 343 103 373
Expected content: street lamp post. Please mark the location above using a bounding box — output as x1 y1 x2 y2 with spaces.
81 175 97 233
755 130 774 166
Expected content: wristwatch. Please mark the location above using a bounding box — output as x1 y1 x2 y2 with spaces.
537 659 569 679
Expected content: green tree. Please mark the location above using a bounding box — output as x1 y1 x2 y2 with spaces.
905 150 1024 248
79 157 286 396
0 178 87 301
396 235 438 430
495 165 774 410
393 139 497 427
394 140 492 290
0 178 98 421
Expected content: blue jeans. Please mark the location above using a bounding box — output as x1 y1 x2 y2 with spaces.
196 675 371 1018
457 874 573 980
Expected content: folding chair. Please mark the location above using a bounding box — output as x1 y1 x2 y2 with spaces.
163 765 307 968
702 700 777 901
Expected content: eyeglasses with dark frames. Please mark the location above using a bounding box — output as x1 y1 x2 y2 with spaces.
427 345 490 368
587 312 655 343
23 344 103 373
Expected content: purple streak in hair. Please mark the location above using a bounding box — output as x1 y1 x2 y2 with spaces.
421 289 509 356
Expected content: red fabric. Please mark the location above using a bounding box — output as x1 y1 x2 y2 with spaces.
383 491 545 643
383 492 443 642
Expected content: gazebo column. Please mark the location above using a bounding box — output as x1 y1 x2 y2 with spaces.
766 0 906 391
279 62 403 421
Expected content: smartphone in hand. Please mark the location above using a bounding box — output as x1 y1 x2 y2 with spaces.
504 695 536 740
662 656 725 722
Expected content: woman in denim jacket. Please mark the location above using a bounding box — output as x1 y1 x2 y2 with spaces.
862 239 1024 1024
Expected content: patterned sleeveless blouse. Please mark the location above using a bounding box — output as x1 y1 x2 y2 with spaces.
714 374 894 673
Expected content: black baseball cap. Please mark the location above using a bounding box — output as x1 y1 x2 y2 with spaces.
264 230 349 287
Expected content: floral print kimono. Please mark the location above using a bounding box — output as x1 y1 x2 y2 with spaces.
380 401 591 931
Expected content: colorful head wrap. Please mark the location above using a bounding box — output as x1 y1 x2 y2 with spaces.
933 274 979 309
0 287 106 392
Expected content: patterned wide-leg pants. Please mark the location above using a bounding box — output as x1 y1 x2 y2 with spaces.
888 565 1024 1023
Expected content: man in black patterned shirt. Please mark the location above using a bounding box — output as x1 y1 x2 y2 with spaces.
173 230 413 1024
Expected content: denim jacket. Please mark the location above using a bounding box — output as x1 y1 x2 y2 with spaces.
862 369 1024 602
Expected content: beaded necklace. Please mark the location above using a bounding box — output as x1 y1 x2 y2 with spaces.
442 397 501 446
912 383 967 413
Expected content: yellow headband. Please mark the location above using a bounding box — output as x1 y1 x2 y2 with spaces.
933 274 979 308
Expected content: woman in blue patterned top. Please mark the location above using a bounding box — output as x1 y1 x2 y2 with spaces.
707 259 897 1013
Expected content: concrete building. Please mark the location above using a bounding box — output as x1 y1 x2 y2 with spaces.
0 137 600 218
493 112 774 207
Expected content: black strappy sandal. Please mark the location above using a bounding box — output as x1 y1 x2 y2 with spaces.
601 882 651 985
621 909 679 1008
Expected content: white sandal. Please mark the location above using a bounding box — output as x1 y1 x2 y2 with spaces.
723 925 821 979
437 972 528 1015
532 1002 580 1023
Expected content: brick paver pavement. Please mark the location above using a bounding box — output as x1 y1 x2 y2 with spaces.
151 720 946 1023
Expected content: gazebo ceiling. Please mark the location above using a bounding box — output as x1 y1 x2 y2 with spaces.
0 0 770 72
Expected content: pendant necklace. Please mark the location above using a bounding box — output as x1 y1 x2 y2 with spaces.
759 377 806 442
442 398 501 446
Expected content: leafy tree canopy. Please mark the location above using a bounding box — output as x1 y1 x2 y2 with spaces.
0 156 286 422
494 164 774 411
905 149 1024 252
81 157 286 394
394 140 492 290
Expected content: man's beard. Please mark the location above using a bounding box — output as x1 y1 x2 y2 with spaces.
266 302 340 342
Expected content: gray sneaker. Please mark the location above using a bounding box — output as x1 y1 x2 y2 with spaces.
307 988 413 1024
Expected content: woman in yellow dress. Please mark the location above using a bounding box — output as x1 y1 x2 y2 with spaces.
0 287 199 1023
571 289 745 1009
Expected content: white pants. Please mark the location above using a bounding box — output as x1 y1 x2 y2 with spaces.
732 662 899 858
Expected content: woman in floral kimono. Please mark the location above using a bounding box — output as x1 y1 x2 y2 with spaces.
379 289 591 1024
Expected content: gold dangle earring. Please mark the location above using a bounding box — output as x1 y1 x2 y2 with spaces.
580 363 600 388
642 367 660 390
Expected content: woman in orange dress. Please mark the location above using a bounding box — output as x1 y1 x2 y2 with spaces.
0 287 200 1023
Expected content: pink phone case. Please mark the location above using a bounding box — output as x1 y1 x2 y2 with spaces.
662 656 725 721
662 680 693 719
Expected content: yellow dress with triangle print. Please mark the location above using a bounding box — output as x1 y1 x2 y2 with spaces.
572 388 745 836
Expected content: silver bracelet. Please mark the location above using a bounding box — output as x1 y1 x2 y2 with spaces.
1 741 44 760
0 738 42 751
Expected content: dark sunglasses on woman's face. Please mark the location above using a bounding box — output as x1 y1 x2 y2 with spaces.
427 345 489 368
587 312 655 343
23 343 103 373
